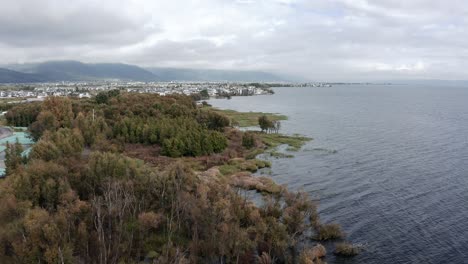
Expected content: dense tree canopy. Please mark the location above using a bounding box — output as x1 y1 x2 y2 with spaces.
5 102 41 127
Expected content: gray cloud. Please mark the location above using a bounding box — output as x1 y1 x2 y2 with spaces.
2 0 468 81
0 0 155 46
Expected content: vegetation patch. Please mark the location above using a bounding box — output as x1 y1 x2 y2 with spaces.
245 148 265 160
269 151 294 158
299 244 327 264
230 172 284 194
204 106 287 127
314 223 344 240
305 147 338 154
259 133 311 151
219 158 271 176
334 242 362 256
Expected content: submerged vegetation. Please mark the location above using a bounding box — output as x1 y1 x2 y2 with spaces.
0 92 357 263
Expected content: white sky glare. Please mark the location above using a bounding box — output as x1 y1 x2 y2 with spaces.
1 0 467 81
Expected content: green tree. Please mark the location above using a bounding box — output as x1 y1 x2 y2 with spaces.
4 139 24 176
30 140 61 161
197 111 230 131
95 89 120 105
5 102 41 127
200 89 209 99
29 111 59 141
258 115 273 133
42 97 74 128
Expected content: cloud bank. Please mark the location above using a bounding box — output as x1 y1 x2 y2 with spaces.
1 0 468 81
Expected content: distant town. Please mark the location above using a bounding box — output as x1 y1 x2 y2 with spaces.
0 81 336 101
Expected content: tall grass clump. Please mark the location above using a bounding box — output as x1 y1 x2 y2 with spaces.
334 242 361 256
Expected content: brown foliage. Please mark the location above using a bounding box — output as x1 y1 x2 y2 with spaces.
298 244 326 264
315 223 344 240
138 211 164 230
334 242 361 256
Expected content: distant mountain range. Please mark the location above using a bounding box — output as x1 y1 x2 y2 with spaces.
0 61 286 83
0 68 46 83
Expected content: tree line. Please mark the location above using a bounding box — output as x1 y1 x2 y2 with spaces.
113 116 227 157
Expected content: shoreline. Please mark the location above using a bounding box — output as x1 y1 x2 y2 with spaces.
195 105 312 194
199 103 362 259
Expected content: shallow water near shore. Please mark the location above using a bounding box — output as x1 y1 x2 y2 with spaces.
208 84 468 264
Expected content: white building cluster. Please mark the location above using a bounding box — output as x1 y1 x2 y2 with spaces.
0 81 275 99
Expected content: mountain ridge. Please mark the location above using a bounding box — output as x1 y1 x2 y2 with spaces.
1 61 287 83
0 68 47 83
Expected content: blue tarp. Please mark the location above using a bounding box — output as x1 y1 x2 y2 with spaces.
0 129 34 177
0 132 34 145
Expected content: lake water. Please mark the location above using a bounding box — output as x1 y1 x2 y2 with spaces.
208 85 468 264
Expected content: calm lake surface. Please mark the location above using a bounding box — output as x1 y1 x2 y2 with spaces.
208 85 468 264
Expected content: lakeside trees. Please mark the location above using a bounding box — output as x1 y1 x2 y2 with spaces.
259 115 281 133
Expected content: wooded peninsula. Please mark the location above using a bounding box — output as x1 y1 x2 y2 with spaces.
0 90 359 264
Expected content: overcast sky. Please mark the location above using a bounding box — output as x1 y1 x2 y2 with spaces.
1 0 468 81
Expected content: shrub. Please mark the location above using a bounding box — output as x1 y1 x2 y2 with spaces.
312 243 326 258
309 211 320 228
315 223 344 240
299 244 326 264
334 242 361 256
242 132 256 149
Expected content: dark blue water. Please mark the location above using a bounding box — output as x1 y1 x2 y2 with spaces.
208 85 468 264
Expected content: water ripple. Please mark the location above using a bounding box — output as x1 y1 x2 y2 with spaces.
209 85 468 263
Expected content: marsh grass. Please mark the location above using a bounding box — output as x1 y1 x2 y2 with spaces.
219 158 271 176
259 133 311 151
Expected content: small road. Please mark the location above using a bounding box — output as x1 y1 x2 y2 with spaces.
0 127 13 140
